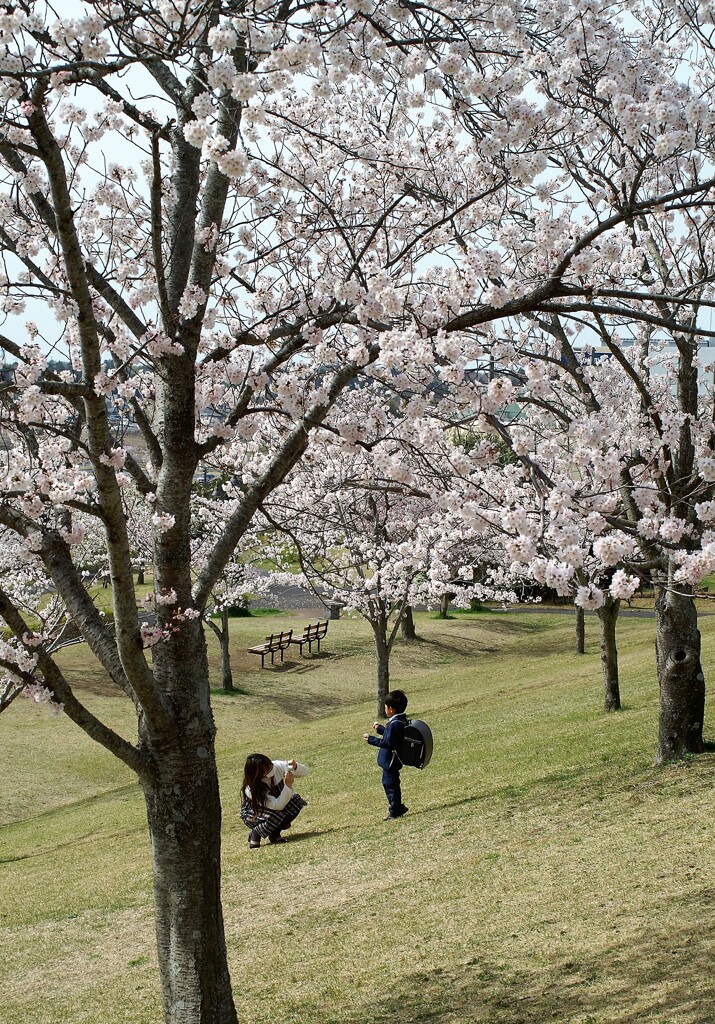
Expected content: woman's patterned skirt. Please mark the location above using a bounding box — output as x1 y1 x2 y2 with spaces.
240 793 307 838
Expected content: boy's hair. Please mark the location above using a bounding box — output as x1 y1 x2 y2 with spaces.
385 689 408 713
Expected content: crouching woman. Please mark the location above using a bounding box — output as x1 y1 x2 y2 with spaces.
240 753 308 849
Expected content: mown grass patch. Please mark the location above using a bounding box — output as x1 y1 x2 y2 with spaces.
1 609 715 1023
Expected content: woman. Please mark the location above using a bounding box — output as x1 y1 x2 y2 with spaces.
240 753 308 849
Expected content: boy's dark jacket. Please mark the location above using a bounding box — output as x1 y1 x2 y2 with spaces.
367 713 408 769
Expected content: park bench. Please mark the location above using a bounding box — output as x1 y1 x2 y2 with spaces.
248 629 293 668
290 620 329 656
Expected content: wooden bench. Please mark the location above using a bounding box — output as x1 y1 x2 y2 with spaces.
248 629 293 668
290 620 329 656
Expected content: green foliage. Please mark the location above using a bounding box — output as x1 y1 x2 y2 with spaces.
222 604 252 617
451 601 489 614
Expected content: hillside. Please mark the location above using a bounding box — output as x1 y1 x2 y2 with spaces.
1 609 714 1024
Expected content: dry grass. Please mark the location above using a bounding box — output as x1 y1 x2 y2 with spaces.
2 608 715 1024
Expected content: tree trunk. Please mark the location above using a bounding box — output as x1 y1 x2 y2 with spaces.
575 605 585 655
142 747 237 1024
438 592 454 619
219 608 234 692
401 605 417 640
142 619 238 1023
654 583 705 763
372 621 391 717
137 565 145 586
596 595 621 711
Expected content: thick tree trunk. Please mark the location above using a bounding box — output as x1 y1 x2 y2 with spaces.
143 747 237 1024
438 592 454 619
401 605 417 640
596 595 621 711
575 605 585 655
654 583 705 763
144 624 238 1024
219 608 234 692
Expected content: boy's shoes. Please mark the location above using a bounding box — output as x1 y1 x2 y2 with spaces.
248 829 261 849
268 833 287 844
385 805 409 820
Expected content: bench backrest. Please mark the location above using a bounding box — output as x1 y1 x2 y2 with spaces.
264 630 293 650
302 620 328 640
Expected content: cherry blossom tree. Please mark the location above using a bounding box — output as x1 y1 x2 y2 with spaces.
261 443 442 715
192 495 271 691
393 410 634 711
394 0 715 755
416 298 715 740
0 4 564 1020
203 560 269 690
494 243 715 751
3 3 715 1021
261 433 511 715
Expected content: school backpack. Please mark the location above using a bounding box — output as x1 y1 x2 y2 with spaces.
397 719 433 769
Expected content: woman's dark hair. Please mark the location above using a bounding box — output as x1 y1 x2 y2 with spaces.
242 753 273 817
385 689 408 713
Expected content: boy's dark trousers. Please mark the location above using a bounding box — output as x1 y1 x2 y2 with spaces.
382 765 403 817
368 711 408 816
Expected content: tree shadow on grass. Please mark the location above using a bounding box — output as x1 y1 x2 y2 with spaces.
1 821 147 861
289 650 338 666
406 771 590 819
236 826 347 849
282 826 346 844
59 665 128 698
355 914 715 1024
414 635 500 655
412 618 560 659
238 649 340 675
241 687 350 722
301 645 367 664
0 782 142 833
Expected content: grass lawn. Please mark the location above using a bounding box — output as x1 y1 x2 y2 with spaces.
2 608 715 1024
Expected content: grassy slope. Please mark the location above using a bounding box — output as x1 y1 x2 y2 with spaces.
1 609 715 1024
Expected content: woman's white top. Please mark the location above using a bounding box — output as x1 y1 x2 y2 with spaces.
244 759 309 811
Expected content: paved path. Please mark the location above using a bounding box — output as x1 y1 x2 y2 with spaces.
251 579 326 612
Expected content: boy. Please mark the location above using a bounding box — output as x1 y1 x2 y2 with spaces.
363 689 409 820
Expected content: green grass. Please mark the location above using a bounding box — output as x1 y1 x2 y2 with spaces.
2 608 715 1023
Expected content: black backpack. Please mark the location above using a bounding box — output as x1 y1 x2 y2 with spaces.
396 719 433 769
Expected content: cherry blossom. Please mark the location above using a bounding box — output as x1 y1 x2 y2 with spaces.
2 2 715 1020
